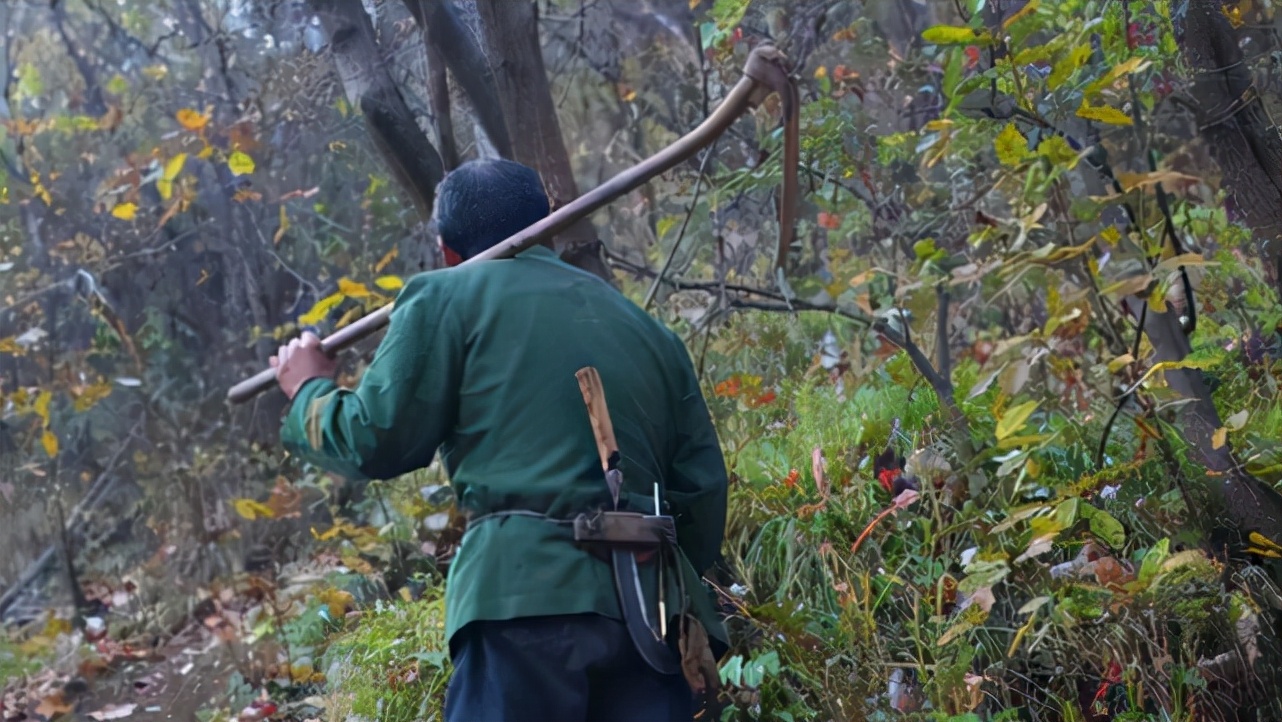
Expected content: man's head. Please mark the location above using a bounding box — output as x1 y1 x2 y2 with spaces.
433 158 550 266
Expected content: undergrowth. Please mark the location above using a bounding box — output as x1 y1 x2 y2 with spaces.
321 589 451 722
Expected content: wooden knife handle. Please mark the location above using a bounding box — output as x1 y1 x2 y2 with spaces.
576 367 620 472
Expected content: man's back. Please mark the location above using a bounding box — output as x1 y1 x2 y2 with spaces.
275 157 727 721
279 244 728 646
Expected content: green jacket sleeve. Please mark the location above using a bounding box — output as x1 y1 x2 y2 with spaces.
664 332 728 575
279 274 463 481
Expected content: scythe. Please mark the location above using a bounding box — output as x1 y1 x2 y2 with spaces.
227 43 800 404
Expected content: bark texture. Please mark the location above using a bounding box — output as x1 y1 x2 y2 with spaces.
1178 0 1282 294
308 0 445 221
402 0 512 164
474 0 613 283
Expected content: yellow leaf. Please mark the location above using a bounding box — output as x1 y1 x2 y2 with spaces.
232 498 277 521
1221 4 1245 28
1107 354 1135 373
1048 44 1091 90
111 202 138 220
1153 252 1212 275
274 205 290 245
921 25 991 45
996 400 1039 440
1076 101 1134 126
176 108 209 131
335 306 363 329
34 389 52 425
157 179 173 201
1212 426 1228 449
996 433 1052 450
1248 531 1282 554
1116 170 1198 193
164 153 187 181
337 277 370 298
690 0 700 8
227 150 255 176
41 429 58 457
1126 357 1222 391
0 336 23 355
1148 280 1168 312
1002 0 1039 29
73 381 113 412
375 275 403 291
814 66 828 79
374 246 399 273
1086 57 1152 97
298 292 345 326
994 122 1028 167
197 143 214 160
1100 226 1121 246
1100 273 1152 299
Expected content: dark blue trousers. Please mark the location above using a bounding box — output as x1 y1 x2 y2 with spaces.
443 613 695 722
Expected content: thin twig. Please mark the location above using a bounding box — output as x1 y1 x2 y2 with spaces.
642 142 717 311
0 417 143 618
936 282 951 384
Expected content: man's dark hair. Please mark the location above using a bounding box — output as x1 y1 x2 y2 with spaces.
433 158 550 260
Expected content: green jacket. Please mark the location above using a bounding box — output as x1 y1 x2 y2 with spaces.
280 245 729 650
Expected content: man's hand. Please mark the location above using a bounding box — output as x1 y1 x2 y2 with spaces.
270 331 338 400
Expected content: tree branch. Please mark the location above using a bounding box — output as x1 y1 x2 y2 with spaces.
308 0 445 221
402 0 513 160
608 252 976 460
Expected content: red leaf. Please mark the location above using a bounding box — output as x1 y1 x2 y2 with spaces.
783 469 800 490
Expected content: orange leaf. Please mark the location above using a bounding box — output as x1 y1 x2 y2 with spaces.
176 108 210 131
783 468 800 490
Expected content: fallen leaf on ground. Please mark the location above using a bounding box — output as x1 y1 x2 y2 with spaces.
35 692 74 719
88 703 136 721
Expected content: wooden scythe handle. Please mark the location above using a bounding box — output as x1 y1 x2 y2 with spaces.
227 44 800 405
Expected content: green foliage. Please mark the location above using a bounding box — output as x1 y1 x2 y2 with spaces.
0 635 44 681
321 591 452 722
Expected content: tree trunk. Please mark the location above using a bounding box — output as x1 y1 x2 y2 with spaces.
1177 0 1282 295
473 0 613 283
402 0 512 163
307 0 445 221
425 41 460 171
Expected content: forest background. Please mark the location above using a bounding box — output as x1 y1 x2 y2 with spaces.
4 0 1282 720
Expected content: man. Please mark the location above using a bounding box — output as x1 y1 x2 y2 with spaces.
270 158 729 721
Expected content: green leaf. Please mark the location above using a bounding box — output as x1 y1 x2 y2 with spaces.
913 238 939 260
994 122 1029 167
1053 498 1080 529
942 46 964 98
656 215 679 240
996 400 1039 440
15 63 43 99
959 557 1010 592
1036 134 1079 168
710 0 751 28
1087 509 1126 548
107 74 130 96
922 25 992 46
1139 539 1171 583
718 654 744 686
